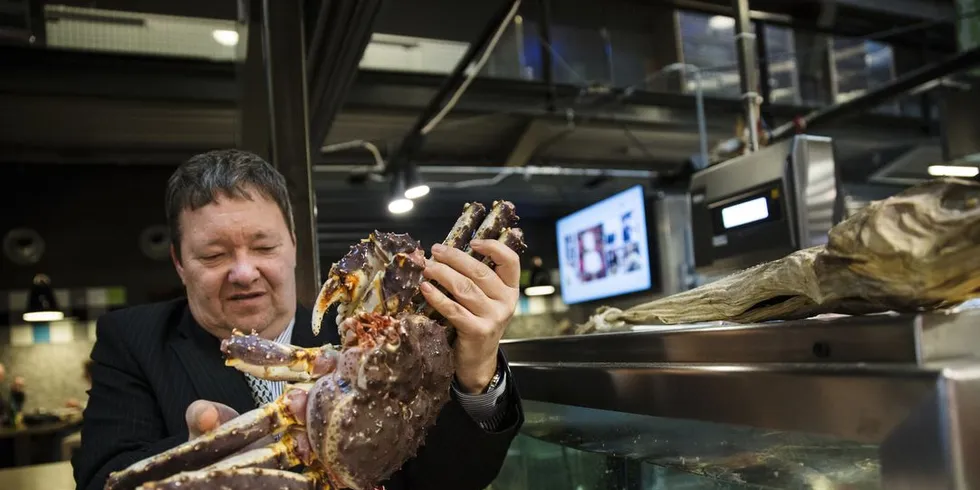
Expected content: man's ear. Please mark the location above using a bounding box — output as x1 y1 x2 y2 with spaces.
171 244 186 285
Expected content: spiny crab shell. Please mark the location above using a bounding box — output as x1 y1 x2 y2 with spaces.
103 201 526 490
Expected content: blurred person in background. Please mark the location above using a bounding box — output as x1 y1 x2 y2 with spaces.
9 376 26 414
73 149 525 490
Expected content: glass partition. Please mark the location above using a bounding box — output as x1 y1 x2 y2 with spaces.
492 400 881 490
832 37 899 114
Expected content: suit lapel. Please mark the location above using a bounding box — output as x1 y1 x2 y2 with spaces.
291 304 340 348
170 307 256 414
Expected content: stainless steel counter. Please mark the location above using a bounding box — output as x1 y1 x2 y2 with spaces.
499 308 980 489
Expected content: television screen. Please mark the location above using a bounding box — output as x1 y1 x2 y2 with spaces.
555 185 653 305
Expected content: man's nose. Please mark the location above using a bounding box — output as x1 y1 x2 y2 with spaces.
227 257 261 285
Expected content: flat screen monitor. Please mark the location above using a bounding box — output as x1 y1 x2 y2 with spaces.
555 185 653 305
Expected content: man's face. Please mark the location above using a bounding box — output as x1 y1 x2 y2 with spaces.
172 188 297 340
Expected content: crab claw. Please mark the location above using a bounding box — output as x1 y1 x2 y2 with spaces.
221 331 340 382
313 241 376 336
313 231 423 336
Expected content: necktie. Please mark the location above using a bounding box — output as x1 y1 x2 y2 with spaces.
244 373 282 407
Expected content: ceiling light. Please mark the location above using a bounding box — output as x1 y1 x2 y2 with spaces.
405 184 429 199
403 163 429 199
23 311 65 322
524 285 555 296
388 169 414 214
927 165 979 178
212 29 239 47
524 257 555 296
388 198 414 214
23 273 64 323
708 16 735 30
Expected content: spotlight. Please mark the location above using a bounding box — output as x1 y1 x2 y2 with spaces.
523 256 555 297
403 163 429 199
23 273 64 322
212 29 239 47
388 170 415 214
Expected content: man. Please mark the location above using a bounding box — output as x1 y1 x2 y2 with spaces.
73 150 525 490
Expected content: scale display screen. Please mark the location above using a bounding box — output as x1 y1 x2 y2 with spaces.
720 196 771 229
709 185 784 237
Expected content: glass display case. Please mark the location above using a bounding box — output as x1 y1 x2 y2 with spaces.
492 308 980 489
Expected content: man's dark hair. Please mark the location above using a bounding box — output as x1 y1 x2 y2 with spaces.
166 149 294 261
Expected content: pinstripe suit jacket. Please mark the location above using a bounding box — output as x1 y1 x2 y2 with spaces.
72 297 524 490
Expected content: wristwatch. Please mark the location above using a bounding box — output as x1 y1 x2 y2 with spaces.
482 362 504 394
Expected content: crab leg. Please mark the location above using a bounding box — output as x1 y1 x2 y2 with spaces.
222 331 340 382
135 468 321 490
136 428 320 490
442 202 488 249
105 389 308 490
462 200 519 261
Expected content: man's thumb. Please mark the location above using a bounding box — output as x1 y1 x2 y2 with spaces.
186 400 240 439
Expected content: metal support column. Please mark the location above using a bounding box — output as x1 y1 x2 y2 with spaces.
754 19 773 129
240 0 320 307
732 0 760 151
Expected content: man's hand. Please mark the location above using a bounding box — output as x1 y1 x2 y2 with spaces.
185 400 241 440
419 239 521 394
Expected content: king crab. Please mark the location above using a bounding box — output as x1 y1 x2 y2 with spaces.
104 201 526 490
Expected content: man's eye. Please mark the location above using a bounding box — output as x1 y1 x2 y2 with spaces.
201 253 223 260
256 246 276 252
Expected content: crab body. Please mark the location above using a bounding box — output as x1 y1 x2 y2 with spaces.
104 201 525 490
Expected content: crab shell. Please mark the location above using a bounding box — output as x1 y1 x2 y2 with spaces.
306 312 454 489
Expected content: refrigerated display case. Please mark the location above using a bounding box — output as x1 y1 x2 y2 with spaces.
493 308 980 489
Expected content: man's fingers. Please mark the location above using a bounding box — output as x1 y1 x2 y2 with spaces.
423 257 494 317
429 244 507 300
420 281 480 332
186 400 240 440
469 239 521 289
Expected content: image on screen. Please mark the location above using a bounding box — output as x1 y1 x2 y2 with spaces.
555 185 652 305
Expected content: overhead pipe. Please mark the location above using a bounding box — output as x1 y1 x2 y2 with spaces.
384 0 523 176
313 164 658 179
770 46 980 143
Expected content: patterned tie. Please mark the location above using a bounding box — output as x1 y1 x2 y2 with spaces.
244 373 280 406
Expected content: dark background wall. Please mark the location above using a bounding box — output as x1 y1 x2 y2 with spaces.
1 164 184 305
0 163 569 306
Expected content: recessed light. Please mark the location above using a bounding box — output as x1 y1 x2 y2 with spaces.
708 16 735 30
388 198 414 214
927 165 979 178
404 184 430 199
212 29 239 47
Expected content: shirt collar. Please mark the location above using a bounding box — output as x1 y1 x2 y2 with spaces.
273 317 295 345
